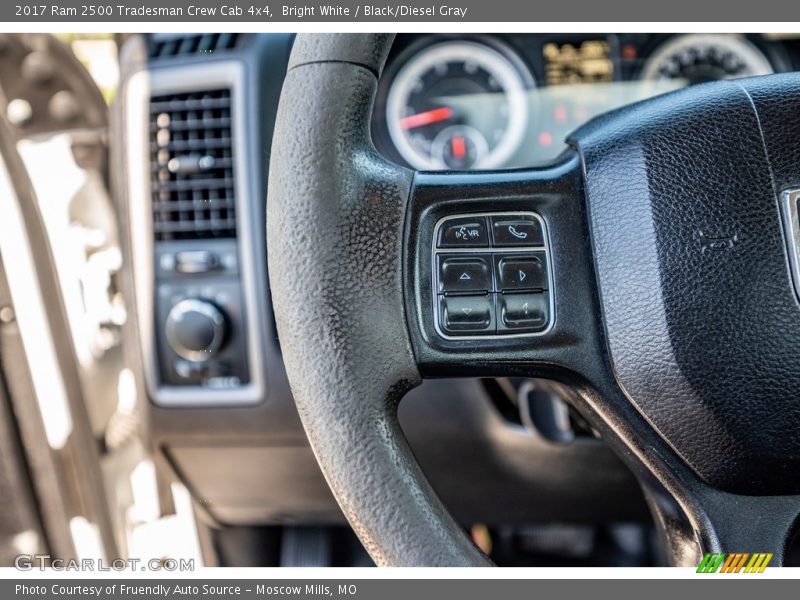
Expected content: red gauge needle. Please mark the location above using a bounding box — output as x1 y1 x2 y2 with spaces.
452 135 467 160
401 106 454 130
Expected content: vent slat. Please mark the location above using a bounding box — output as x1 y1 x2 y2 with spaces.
149 97 231 112
154 220 237 233
150 157 233 172
150 138 233 153
149 88 237 241
153 199 234 211
153 178 235 192
149 117 231 132
149 34 240 59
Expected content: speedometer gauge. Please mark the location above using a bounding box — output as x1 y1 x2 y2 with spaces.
641 34 773 83
386 41 532 170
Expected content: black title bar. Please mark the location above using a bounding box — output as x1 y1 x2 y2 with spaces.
3 0 800 22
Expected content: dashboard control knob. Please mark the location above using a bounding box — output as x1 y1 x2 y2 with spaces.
165 299 227 362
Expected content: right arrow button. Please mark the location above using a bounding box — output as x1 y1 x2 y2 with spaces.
495 254 548 291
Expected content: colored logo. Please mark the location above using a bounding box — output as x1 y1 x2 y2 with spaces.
696 552 773 573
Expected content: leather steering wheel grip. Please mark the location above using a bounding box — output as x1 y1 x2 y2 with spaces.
267 33 492 566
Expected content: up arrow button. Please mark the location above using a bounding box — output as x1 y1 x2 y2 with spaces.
438 255 491 293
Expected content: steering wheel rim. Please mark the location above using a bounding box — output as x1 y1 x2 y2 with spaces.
267 33 490 566
268 33 800 567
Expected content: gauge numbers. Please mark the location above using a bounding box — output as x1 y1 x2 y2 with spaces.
642 34 773 83
386 41 532 171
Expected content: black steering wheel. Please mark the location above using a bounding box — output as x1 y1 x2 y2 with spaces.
267 33 800 566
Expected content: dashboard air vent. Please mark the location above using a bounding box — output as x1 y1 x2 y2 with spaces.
149 34 240 59
149 88 237 241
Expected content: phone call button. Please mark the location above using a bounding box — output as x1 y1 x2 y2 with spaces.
490 216 544 247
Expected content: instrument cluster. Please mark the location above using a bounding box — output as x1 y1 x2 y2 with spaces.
373 33 794 170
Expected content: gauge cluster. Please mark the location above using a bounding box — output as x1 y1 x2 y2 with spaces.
372 33 795 171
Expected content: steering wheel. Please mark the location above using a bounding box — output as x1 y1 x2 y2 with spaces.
267 33 800 566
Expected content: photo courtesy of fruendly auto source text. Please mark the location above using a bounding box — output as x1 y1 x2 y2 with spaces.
0 0 798 596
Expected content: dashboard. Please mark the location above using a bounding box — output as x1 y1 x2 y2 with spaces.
373 33 795 170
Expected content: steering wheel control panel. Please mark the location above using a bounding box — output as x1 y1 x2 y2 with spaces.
432 212 553 339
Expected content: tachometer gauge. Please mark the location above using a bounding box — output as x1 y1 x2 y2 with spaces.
386 41 532 170
641 34 773 83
